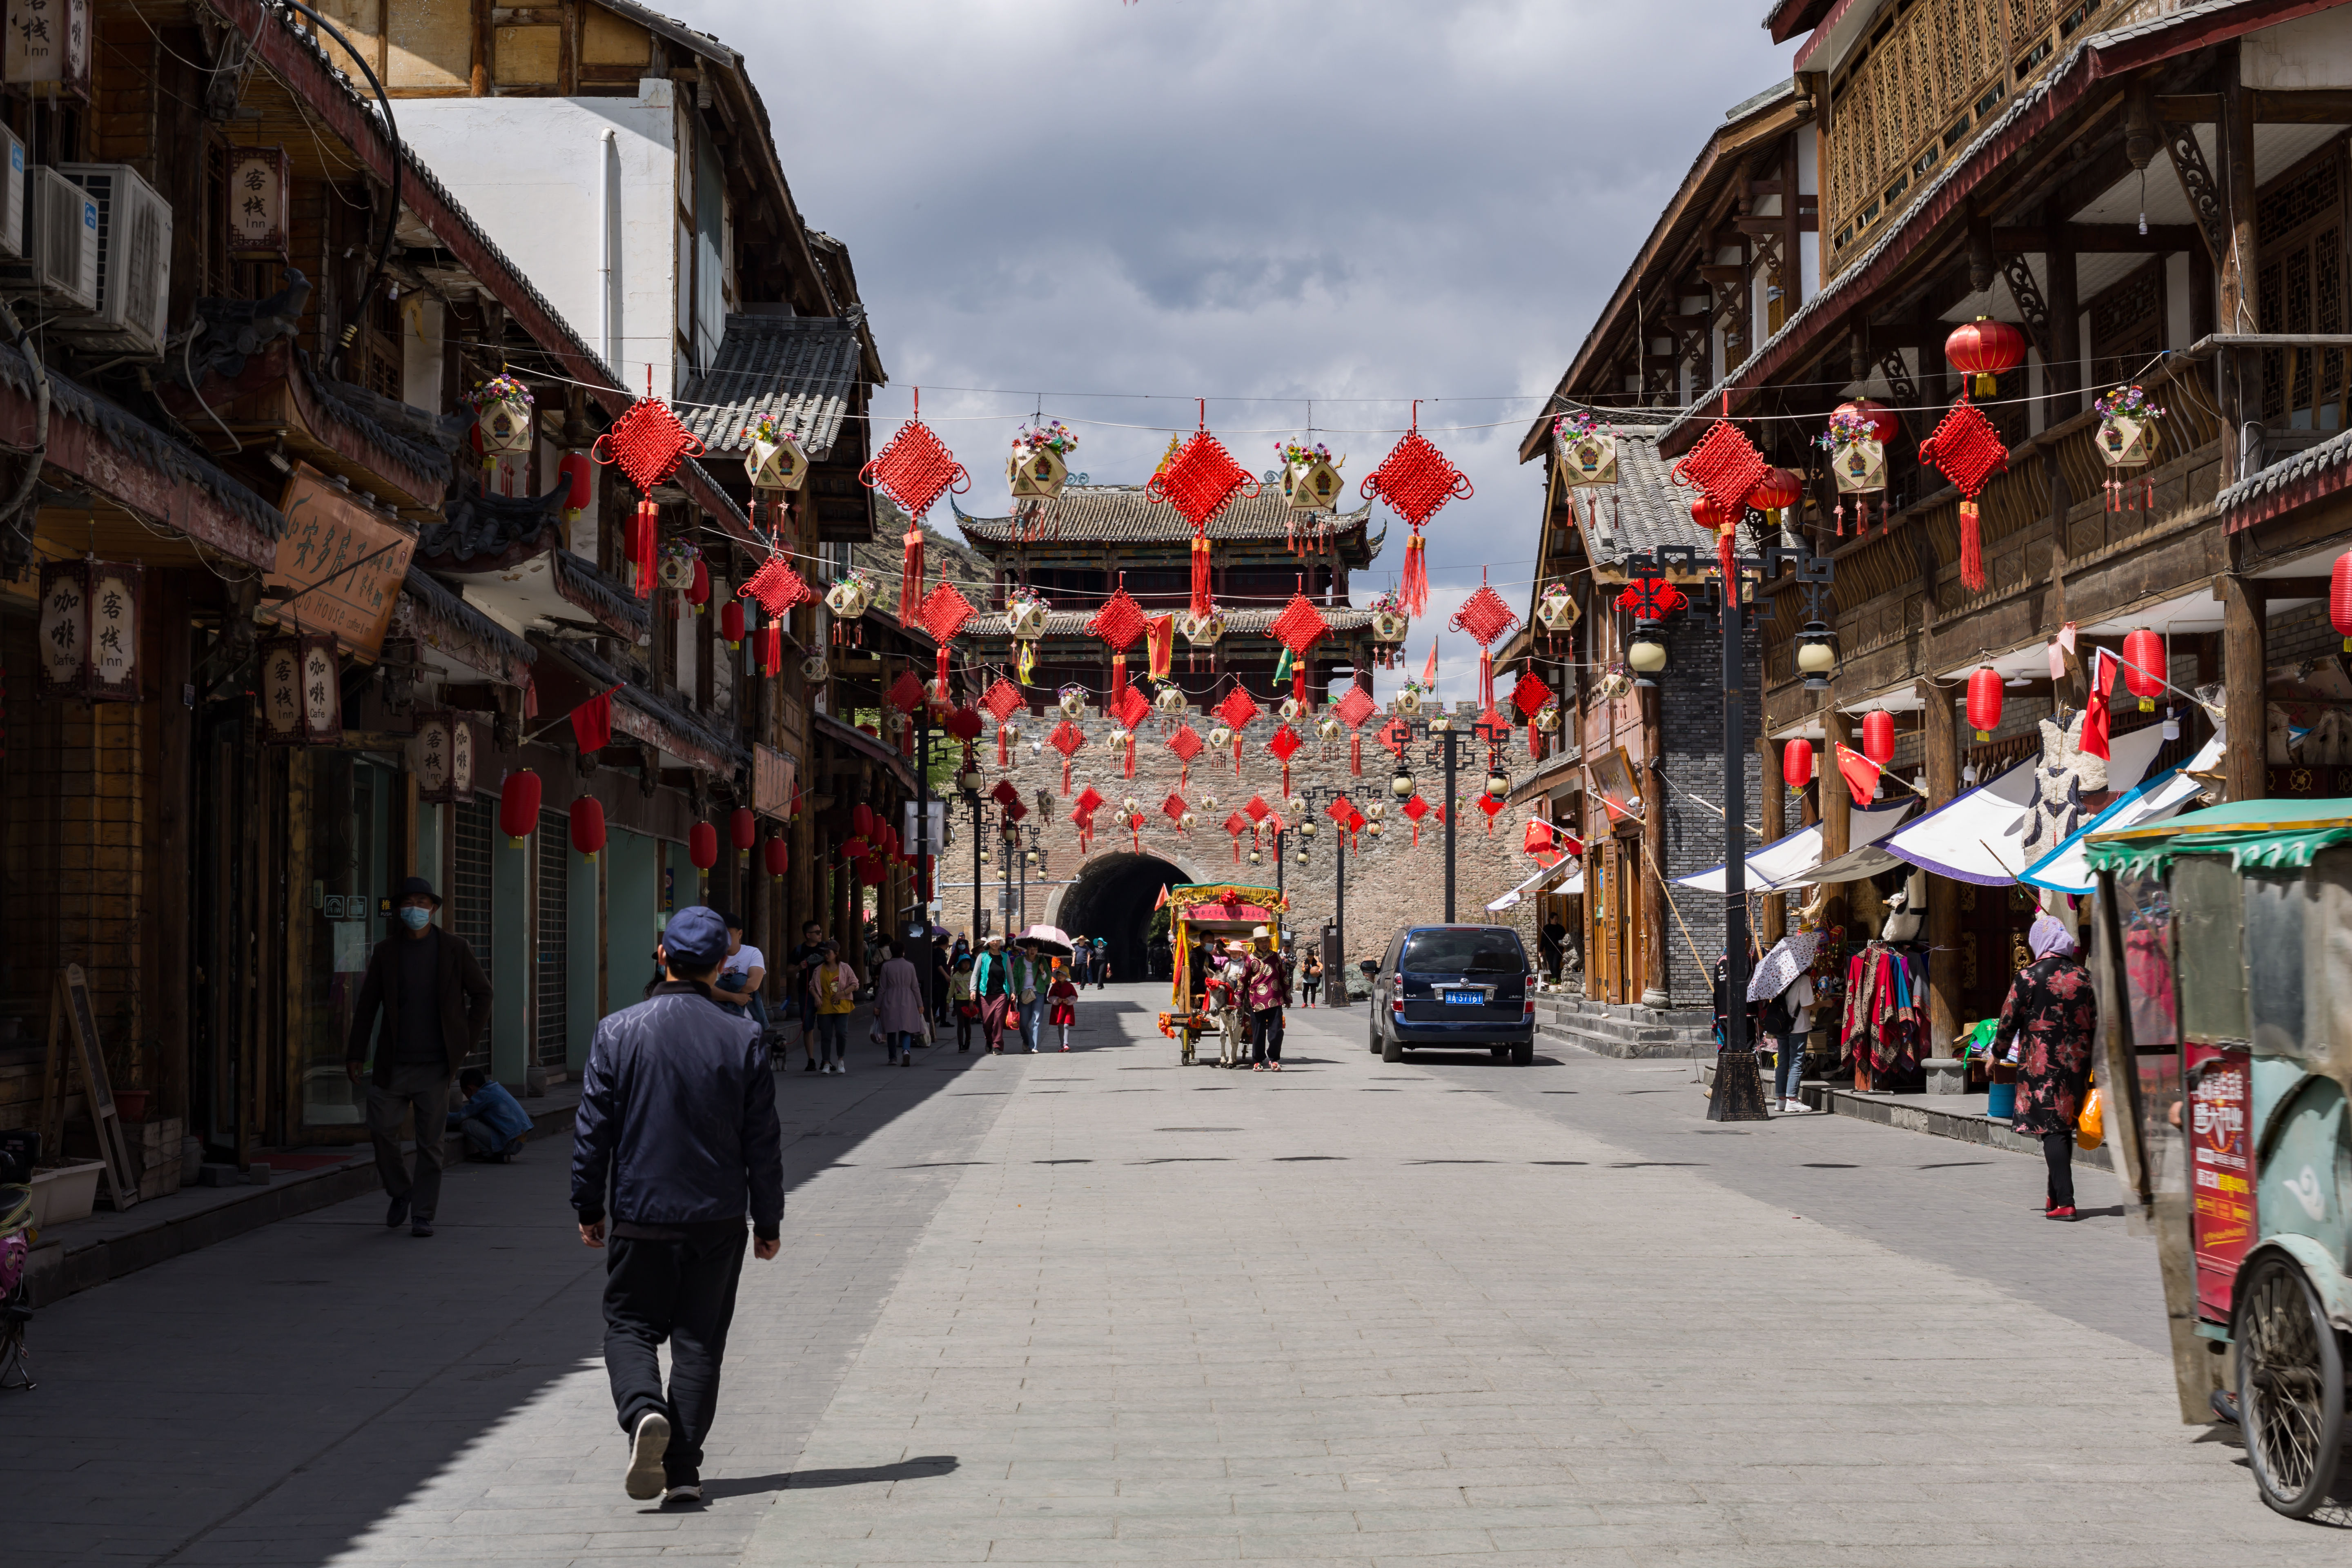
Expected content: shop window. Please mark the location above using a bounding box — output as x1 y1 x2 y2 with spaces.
536 808 568 1069
301 755 396 1132
2256 151 2347 429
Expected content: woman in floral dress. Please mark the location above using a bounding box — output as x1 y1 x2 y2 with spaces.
1992 911 2099 1219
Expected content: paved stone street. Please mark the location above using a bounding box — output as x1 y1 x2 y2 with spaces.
4 984 2343 1566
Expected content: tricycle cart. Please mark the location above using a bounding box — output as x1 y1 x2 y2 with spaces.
2084 800 2352 1517
1156 884 1283 1067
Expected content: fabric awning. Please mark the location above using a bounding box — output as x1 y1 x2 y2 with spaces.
2021 733 2224 895
1488 858 1581 911
1884 724 2169 886
1676 801 1912 892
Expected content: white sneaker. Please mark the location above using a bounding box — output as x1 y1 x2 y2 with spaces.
624 1412 671 1500
662 1481 702 1506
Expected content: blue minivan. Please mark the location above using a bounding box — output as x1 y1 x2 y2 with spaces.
1368 925 1536 1064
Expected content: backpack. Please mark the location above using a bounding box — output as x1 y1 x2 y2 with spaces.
1759 986 1796 1037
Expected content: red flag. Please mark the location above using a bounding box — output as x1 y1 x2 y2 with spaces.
569 686 621 753
1835 742 1882 802
1421 639 1437 690
1154 883 1169 911
2080 648 2115 760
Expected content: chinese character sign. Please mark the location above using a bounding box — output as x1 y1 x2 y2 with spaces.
412 710 453 798
259 638 304 743
37 558 139 701
224 145 290 259
261 463 418 657
300 637 342 743
4 0 87 91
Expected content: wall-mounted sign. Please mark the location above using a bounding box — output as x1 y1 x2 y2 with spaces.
261 463 416 659
224 144 291 260
4 0 89 96
258 632 343 745
753 742 796 820
411 709 477 803
37 558 139 701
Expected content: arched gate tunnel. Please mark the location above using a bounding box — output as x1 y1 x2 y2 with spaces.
1049 851 1195 982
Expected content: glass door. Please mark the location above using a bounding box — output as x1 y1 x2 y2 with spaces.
298 753 395 1134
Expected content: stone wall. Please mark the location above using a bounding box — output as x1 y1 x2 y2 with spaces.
956 698 1528 981
1649 600 1762 1007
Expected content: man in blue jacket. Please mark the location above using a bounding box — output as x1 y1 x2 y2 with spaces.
572 905 784 1506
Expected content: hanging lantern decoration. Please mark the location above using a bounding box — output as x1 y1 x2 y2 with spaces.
1862 710 1896 766
860 390 971 540
762 836 789 882
1176 605 1226 673
2093 385 2165 512
1332 682 1375 776
742 414 808 532
592 389 705 596
1820 406 1888 537
1365 590 1409 666
570 796 607 861
1154 683 1188 717
1944 316 2028 399
1966 666 2004 741
800 653 830 684
1276 437 1343 514
915 580 977 698
1360 403 1473 617
720 599 745 650
1747 465 1803 530
1269 723 1304 797
1449 574 1522 715
499 769 543 848
2120 628 2165 713
558 449 594 524
2333 550 2352 653
1049 718 1087 795
1316 714 1343 743
824 567 878 624
1007 419 1076 517
468 374 534 471
688 821 719 873
1782 739 1813 790
1057 684 1089 721
730 806 757 864
1392 682 1425 717
1533 581 1579 657
1510 666 1554 758
686 554 711 615
1086 580 1150 709
1214 686 1259 775
1552 410 1619 535
1917 400 2011 594
36 559 143 702
1145 408 1258 621
257 631 343 745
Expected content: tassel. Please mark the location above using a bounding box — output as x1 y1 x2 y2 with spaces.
1716 528 1736 592
1233 835 1241 865
630 499 659 597
1528 723 1538 758
1017 641 1036 686
762 620 781 677
1131 817 1140 853
1959 500 1984 593
1179 757 1189 791
1234 728 1244 776
1281 760 1292 797
935 644 952 697
902 521 925 611
1062 757 1072 796
1190 530 1212 618
998 724 1010 768
1111 653 1127 708
1350 734 1361 776
1124 742 1136 780
1399 530 1429 615
1478 649 1495 712
1292 660 1306 707
1411 821 1421 849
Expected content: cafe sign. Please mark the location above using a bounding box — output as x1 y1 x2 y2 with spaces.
261 463 416 659
411 709 477 803
37 558 139 701
258 632 343 746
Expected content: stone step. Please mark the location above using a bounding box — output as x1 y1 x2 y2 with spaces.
1692 1059 2118 1170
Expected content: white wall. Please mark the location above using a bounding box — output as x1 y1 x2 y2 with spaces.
400 79 681 400
2244 9 2352 89
401 294 445 412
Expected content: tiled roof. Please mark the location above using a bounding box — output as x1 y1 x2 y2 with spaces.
551 548 650 640
414 474 566 565
1558 413 1714 568
2215 425 2352 517
677 316 864 459
400 566 534 667
964 607 1381 639
954 484 1377 548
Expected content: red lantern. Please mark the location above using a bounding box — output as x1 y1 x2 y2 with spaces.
730 806 757 860
688 557 710 613
1944 317 2028 398
688 821 719 871
558 450 593 520
720 599 745 649
570 796 606 861
499 769 541 847
853 804 874 839
840 835 871 861
1747 466 1803 514
1862 709 1895 765
1966 667 2004 742
762 837 789 881
1690 494 1735 531
1782 739 1813 790
2120 628 2165 712
2334 550 2352 653
1834 398 1902 445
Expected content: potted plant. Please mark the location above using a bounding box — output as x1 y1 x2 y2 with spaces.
1276 439 1344 512
1553 412 1618 487
2094 384 2164 471
743 413 808 492
824 567 878 621
1008 420 1078 503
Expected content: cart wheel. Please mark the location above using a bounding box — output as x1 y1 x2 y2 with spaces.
2237 1252 2348 1519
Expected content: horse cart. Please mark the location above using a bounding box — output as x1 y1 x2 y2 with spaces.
1155 884 1283 1067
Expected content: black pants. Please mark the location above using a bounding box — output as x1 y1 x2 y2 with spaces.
1251 1007 1284 1063
2042 1131 2076 1209
603 1227 748 1484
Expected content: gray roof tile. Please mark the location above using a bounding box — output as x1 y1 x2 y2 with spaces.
955 483 1378 550
677 316 863 459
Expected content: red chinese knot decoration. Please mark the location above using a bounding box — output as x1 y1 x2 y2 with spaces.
1333 682 1375 774
1916 400 2009 593
1214 686 1258 773
1087 583 1150 707
1269 590 1331 705
1360 412 1472 618
593 397 705 493
1167 722 1203 789
1449 577 1522 712
858 397 970 519
1268 723 1304 795
1049 718 1087 794
1147 416 1257 619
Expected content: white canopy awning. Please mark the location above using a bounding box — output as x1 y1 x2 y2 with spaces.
2020 731 2224 894
1487 858 1580 912
1675 801 1912 892
1883 724 2169 886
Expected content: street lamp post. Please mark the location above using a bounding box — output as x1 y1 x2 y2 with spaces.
1289 784 1357 1002
1385 710 1511 923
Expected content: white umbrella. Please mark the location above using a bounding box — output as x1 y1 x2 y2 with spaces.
1019 924 1076 958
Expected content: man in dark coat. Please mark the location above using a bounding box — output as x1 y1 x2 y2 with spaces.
345 875 494 1238
572 905 784 1506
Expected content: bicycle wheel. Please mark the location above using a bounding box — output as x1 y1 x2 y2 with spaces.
2237 1253 2347 1518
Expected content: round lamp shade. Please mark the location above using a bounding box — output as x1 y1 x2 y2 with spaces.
1628 633 1668 674
1944 318 2028 396
1748 467 1803 512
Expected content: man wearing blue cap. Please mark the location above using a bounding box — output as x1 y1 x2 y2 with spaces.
572 905 784 1507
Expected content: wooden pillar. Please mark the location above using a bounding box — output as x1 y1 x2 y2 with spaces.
2045 219 2080 422
1638 686 1668 1007
1758 736 1785 947
2218 575 2265 804
145 570 192 1123
2220 42 2259 482
1918 677 1961 1064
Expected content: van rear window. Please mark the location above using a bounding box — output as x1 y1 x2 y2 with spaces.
1401 929 1525 974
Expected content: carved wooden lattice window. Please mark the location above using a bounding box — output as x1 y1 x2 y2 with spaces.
2088 259 2166 384
2255 149 2348 428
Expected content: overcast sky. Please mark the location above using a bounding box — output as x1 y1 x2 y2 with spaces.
679 0 1800 700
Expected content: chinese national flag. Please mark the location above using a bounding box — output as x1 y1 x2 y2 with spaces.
1835 742 1882 802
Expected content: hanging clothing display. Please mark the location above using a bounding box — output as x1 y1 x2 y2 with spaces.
1841 940 1927 1078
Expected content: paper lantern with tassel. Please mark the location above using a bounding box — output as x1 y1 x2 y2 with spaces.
1944 317 2027 399
570 796 606 861
558 450 593 523
2120 628 2165 712
721 599 744 649
688 822 719 872
1966 667 2004 741
687 556 710 614
1781 739 1813 790
499 770 542 847
1862 710 1895 766
730 806 757 863
762 837 789 882
2334 550 2352 652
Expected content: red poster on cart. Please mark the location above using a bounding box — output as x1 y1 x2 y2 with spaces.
2187 1043 2252 1323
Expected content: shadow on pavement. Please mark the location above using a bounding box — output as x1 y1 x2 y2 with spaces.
782 1455 960 1489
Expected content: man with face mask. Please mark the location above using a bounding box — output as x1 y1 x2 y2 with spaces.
346 875 494 1236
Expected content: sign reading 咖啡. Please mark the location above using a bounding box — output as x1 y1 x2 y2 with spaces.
261 463 417 659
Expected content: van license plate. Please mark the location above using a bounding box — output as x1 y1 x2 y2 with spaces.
1443 990 1480 1006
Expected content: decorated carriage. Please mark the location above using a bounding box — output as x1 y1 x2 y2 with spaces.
1156 883 1286 1067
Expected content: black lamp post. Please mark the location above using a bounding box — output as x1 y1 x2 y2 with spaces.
1385 708 1513 922
958 761 987 942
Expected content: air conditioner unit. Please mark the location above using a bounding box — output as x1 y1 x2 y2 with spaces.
56 163 170 357
0 127 26 263
0 166 97 316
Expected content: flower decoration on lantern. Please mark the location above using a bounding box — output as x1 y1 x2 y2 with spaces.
1275 438 1345 550
824 566 879 632
2092 384 2165 511
1817 405 1891 535
1364 588 1410 664
468 373 534 472
1008 419 1078 521
1393 675 1428 717
1552 410 1619 533
741 413 808 530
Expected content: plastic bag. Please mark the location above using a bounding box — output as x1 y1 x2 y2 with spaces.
2076 1085 2104 1150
